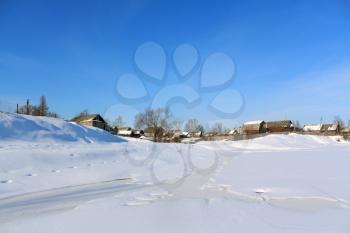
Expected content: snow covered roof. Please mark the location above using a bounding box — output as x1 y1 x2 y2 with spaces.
71 114 106 123
117 130 132 136
329 124 338 131
303 124 322 131
228 129 238 135
181 131 189 136
322 124 339 131
243 120 264 126
118 127 132 131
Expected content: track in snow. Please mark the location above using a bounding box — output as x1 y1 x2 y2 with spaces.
0 178 150 223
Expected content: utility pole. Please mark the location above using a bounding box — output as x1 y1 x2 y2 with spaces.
16 104 19 114
26 99 30 115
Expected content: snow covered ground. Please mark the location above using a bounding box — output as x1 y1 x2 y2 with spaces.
1 112 350 232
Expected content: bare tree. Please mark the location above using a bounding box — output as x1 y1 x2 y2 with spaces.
184 118 203 133
38 96 48 116
31 106 41 116
80 109 89 116
17 99 33 115
71 109 90 121
134 107 173 141
16 97 58 118
172 118 184 131
113 115 124 128
47 112 59 118
211 122 223 134
293 120 301 131
334 116 345 129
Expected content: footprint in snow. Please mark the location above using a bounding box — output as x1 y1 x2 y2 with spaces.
51 169 61 173
69 166 78 169
26 173 38 177
254 188 271 194
1 180 13 184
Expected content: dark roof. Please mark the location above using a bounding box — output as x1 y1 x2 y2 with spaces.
71 114 106 123
266 120 293 128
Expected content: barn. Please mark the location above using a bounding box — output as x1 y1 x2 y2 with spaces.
266 120 294 133
243 120 267 134
71 114 107 130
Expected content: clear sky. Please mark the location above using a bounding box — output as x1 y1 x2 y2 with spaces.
1 0 350 127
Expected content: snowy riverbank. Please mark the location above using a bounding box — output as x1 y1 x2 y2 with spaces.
1 112 350 233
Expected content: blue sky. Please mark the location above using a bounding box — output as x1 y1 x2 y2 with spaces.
1 0 350 127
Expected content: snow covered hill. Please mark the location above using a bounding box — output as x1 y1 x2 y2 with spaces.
1 113 350 233
0 112 124 143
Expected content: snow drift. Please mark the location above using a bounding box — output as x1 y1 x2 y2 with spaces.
226 133 346 151
0 112 124 143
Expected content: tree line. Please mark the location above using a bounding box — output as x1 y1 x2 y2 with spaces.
16 96 59 118
13 97 350 140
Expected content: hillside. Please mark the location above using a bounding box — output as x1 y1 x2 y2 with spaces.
0 112 124 143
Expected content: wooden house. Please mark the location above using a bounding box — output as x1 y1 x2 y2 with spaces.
321 123 340 134
303 123 340 135
144 127 164 139
71 114 107 130
243 120 267 135
266 120 294 133
341 128 350 133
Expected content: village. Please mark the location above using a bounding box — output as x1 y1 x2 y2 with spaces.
11 96 350 144
71 113 350 142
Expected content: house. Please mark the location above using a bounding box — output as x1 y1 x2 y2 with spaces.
243 120 267 135
180 131 190 138
132 129 144 138
321 123 340 134
266 120 294 133
341 128 350 134
164 130 181 139
303 123 340 135
303 124 322 133
228 129 238 135
71 114 107 130
117 127 133 136
190 131 203 138
144 127 164 139
105 125 117 135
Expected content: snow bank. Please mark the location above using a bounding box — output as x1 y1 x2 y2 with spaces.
0 112 124 143
227 133 345 151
